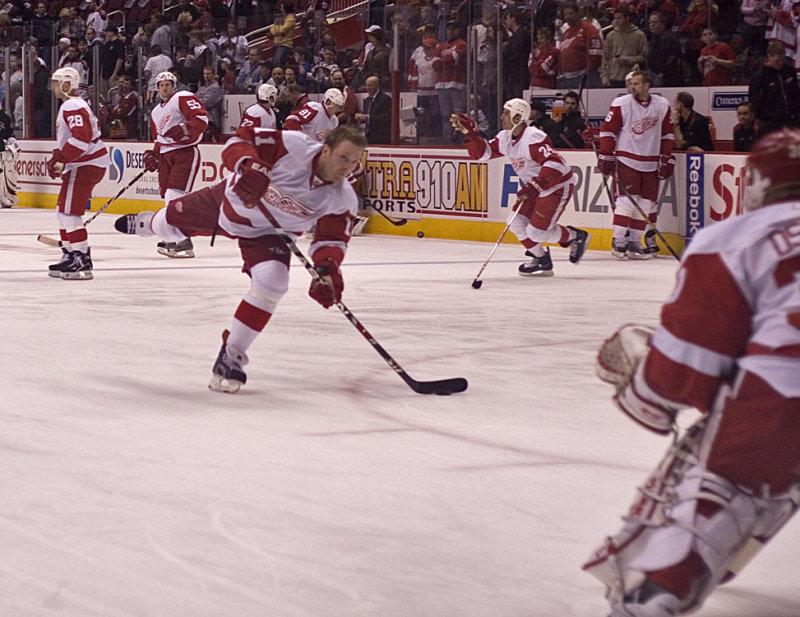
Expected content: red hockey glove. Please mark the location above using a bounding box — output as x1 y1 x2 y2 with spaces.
512 181 540 216
164 122 190 142
657 154 676 180
309 257 344 309
580 126 599 147
597 152 616 177
450 113 478 139
232 159 271 207
47 150 66 179
143 149 160 172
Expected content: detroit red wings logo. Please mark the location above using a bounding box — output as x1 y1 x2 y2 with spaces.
265 185 314 216
632 116 659 134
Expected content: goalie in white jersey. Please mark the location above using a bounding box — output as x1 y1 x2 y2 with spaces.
283 87 344 143
598 70 675 259
114 125 367 394
46 67 110 281
585 129 800 617
142 70 209 258
451 98 591 276
239 84 278 130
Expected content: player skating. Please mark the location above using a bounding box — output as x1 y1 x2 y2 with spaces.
585 129 800 616
114 125 367 394
283 87 345 143
597 70 674 259
240 84 278 129
451 98 591 277
46 67 110 280
142 70 209 258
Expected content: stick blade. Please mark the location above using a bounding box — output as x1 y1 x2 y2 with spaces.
37 234 62 247
407 377 469 395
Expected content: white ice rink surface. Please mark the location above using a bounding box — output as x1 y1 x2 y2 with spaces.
1 207 798 617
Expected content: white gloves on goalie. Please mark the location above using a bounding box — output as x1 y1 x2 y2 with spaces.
596 324 681 435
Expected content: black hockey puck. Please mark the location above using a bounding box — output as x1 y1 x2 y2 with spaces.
417 231 424 238
471 280 483 289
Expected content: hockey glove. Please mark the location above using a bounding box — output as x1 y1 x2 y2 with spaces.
309 257 344 309
143 149 160 172
579 127 599 147
597 152 616 177
450 113 478 139
657 154 676 180
512 181 541 216
233 159 271 207
47 150 65 179
164 122 191 142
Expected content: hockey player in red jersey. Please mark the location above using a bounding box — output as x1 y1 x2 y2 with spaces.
46 66 110 280
451 98 591 277
239 84 278 130
598 70 674 259
282 87 344 143
114 125 367 394
585 128 800 617
142 70 209 258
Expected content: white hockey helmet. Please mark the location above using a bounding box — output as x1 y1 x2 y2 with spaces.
257 83 278 104
51 66 81 94
323 87 346 110
155 70 177 87
503 98 531 131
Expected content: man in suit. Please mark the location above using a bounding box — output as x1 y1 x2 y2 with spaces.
355 75 391 144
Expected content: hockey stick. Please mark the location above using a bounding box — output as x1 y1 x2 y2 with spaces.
37 169 148 247
470 202 524 289
614 179 681 261
366 202 408 226
257 204 468 395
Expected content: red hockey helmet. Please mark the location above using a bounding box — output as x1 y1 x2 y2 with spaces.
743 128 800 210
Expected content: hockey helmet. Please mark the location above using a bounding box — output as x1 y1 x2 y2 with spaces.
743 128 800 211
257 83 278 104
51 66 81 94
503 98 531 130
155 70 177 87
323 88 346 110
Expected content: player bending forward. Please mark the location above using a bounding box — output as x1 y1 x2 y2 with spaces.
451 99 591 276
584 129 800 616
47 67 110 280
240 84 278 129
114 125 367 393
598 70 674 259
142 70 209 258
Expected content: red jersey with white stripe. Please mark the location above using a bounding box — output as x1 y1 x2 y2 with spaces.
283 101 338 143
558 21 603 77
644 200 800 411
218 127 358 267
240 103 277 130
150 90 209 154
600 93 674 172
434 38 468 90
466 126 574 195
54 96 110 172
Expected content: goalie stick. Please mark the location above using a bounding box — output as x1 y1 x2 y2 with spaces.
366 202 408 226
256 203 468 395
37 169 147 247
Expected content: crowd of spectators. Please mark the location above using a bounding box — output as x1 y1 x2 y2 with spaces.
0 0 798 147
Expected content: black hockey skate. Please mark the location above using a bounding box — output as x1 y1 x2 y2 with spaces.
627 240 652 260
611 239 628 259
48 248 73 278
643 229 659 256
158 237 194 258
60 249 93 280
518 248 554 277
209 331 249 394
564 226 592 264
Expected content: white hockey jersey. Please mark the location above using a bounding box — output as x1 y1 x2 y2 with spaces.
600 93 673 172
240 103 277 130
218 127 357 266
282 101 338 143
54 96 110 172
645 200 800 410
467 125 574 194
150 90 209 154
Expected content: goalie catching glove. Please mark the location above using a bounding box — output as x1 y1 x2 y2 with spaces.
596 324 679 435
309 257 344 309
449 113 478 139
233 158 271 207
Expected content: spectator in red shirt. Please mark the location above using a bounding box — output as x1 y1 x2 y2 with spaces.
529 27 559 89
698 26 736 86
